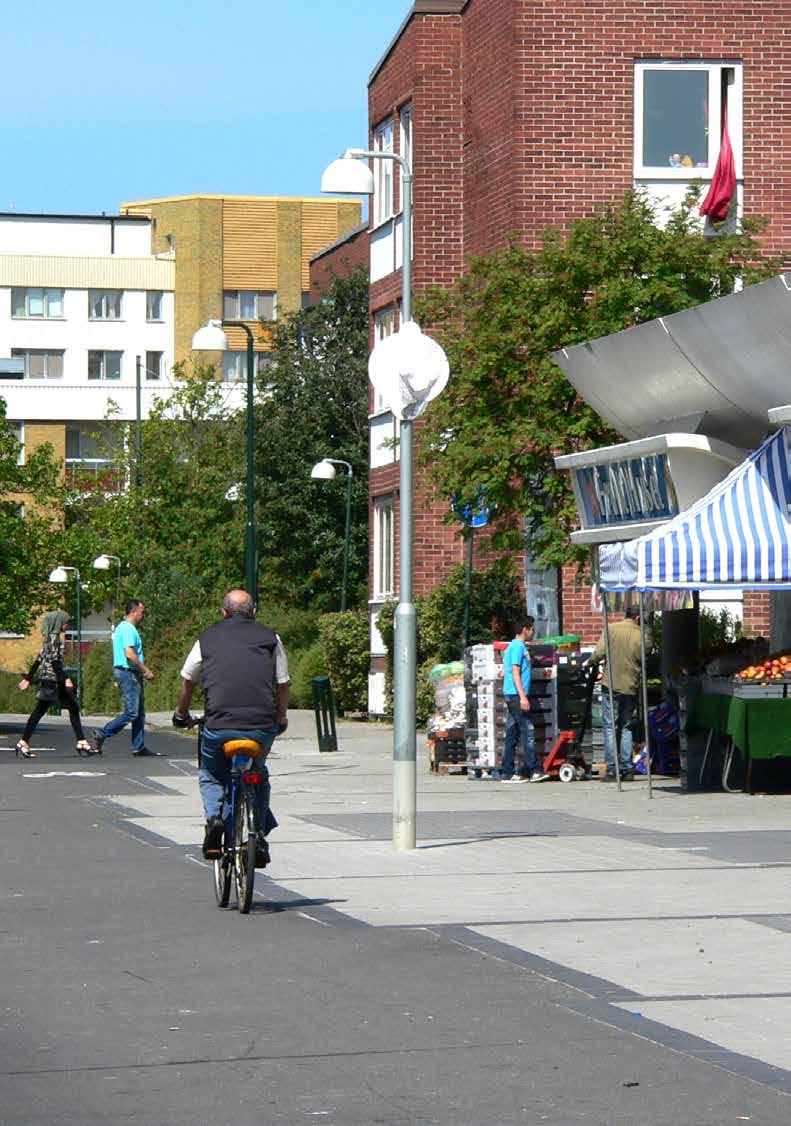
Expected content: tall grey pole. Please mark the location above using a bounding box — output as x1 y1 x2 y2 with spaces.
639 592 653 799
135 355 142 488
602 594 622 791
341 466 353 611
353 148 416 848
391 155 415 850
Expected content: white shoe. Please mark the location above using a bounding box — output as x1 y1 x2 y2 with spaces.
530 771 550 782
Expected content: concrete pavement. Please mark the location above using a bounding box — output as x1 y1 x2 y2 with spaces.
2 708 791 1123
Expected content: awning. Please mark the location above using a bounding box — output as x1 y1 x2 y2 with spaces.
599 427 791 591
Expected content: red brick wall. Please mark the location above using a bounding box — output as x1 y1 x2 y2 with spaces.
309 226 369 303
743 591 771 638
368 0 791 617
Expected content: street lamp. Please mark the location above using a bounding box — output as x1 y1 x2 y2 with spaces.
323 147 447 851
48 565 82 704
92 553 121 632
311 458 353 611
191 318 257 604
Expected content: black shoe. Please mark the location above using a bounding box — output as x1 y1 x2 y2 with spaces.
621 769 635 781
202 815 225 859
255 833 270 868
132 747 162 757
92 729 105 755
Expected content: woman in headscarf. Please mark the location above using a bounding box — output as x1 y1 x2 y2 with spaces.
16 610 95 758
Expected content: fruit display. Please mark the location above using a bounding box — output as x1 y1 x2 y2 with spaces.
735 655 791 682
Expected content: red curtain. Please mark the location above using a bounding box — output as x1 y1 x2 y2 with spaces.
700 110 736 222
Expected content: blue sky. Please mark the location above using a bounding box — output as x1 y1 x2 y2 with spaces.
2 0 412 214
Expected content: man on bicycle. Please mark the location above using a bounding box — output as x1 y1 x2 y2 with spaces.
173 589 289 866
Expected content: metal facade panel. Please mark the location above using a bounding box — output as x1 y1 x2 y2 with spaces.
0 254 175 290
221 200 278 290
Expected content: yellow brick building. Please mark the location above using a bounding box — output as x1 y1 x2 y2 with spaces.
119 194 362 372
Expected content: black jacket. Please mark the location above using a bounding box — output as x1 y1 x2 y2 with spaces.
199 615 279 730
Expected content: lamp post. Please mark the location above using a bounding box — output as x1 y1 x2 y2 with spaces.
92 553 121 632
48 565 82 705
323 148 446 851
192 319 257 604
311 458 354 610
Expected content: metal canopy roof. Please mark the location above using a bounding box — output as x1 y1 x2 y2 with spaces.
553 274 791 451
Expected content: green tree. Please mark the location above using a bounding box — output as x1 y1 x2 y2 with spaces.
0 400 63 634
417 190 777 567
64 371 245 636
253 268 370 609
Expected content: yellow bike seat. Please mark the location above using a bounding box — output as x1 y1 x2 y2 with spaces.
223 738 263 758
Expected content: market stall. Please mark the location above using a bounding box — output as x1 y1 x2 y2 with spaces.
598 426 791 795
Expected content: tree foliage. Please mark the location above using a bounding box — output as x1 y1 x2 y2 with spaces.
417 190 778 567
0 400 63 633
253 268 370 609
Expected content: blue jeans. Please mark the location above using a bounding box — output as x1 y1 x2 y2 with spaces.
199 726 279 836
501 696 539 778
602 691 636 771
96 668 146 751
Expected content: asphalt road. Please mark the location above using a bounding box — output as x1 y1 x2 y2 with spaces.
1 718 789 1125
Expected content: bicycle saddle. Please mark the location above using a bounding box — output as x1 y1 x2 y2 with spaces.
223 738 263 758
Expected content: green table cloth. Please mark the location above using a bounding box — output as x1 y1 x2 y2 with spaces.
690 693 791 761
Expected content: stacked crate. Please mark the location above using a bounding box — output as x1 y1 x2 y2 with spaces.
527 643 558 763
464 643 507 774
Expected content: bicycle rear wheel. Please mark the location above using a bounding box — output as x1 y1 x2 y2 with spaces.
213 845 232 908
234 789 256 914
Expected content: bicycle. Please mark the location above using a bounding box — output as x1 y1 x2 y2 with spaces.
198 724 267 914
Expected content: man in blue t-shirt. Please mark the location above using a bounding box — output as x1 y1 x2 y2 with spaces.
500 617 549 783
93 599 159 757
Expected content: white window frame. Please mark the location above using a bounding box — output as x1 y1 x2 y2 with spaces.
11 349 64 380
223 290 277 321
145 351 163 381
88 350 123 381
634 61 743 180
373 118 394 228
146 290 163 321
11 287 64 318
222 351 272 382
15 422 24 466
89 289 123 320
373 496 395 599
399 102 413 207
372 306 395 414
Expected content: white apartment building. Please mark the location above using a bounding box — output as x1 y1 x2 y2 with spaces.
0 211 179 489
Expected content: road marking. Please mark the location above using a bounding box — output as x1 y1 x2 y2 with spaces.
23 771 106 778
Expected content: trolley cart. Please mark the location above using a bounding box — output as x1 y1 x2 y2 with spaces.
542 664 598 782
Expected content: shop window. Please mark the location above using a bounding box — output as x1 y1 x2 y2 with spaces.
634 62 742 177
373 496 395 598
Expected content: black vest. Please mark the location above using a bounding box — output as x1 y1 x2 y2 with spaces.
199 616 279 730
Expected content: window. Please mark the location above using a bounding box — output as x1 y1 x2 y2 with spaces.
11 287 64 318
14 423 24 466
373 496 395 598
11 349 64 379
372 307 395 412
146 290 163 320
222 351 272 382
88 350 122 380
223 291 277 321
399 102 413 203
65 423 122 492
145 351 163 381
634 62 742 177
373 118 394 226
89 289 123 320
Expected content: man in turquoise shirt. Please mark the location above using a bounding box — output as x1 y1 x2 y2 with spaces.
94 600 159 757
500 617 549 783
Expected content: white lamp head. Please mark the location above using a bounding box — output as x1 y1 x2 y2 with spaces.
49 566 68 583
321 156 374 195
311 459 337 481
92 554 110 571
191 319 228 351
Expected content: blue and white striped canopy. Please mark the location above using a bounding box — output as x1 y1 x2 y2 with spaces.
599 427 791 591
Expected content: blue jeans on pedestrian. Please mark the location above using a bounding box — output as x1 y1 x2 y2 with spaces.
96 668 146 752
501 695 539 778
199 726 279 836
602 691 636 771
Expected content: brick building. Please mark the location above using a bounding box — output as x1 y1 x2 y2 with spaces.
363 0 782 696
